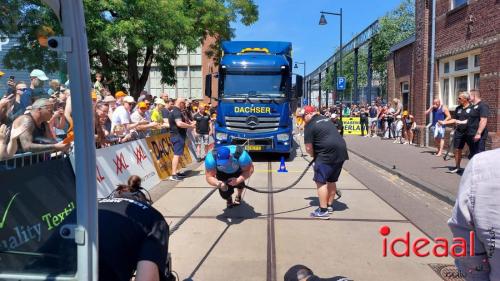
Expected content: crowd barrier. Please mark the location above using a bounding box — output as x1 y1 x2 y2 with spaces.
0 157 77 276
94 132 194 198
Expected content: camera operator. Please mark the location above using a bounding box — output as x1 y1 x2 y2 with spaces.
100 175 174 281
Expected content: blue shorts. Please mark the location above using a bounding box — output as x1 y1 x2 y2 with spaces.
432 125 445 139
313 161 344 184
170 135 186 156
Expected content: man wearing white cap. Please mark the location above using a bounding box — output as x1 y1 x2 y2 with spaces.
20 69 49 110
111 96 139 139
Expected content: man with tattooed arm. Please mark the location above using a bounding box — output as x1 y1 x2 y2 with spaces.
10 98 70 153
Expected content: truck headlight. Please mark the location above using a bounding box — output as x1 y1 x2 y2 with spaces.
216 132 228 141
277 133 289 141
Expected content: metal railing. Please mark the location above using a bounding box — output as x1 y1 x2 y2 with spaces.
1 150 66 170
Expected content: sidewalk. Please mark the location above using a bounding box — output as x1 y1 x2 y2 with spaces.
344 135 467 204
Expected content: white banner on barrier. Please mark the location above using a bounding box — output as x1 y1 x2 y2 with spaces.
95 139 161 198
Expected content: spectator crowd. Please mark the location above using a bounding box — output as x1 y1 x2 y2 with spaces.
0 69 217 176
302 89 489 174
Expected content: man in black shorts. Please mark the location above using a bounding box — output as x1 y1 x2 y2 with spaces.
303 106 349 219
193 103 212 162
168 98 196 181
468 89 489 157
439 92 471 173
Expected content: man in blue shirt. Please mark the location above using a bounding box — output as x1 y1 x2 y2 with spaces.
205 145 254 207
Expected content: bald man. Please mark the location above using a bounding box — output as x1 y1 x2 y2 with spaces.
167 98 196 181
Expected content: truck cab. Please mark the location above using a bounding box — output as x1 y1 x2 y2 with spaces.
205 41 303 157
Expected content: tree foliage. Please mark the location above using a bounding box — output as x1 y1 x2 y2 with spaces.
1 0 258 97
321 0 414 102
371 0 415 97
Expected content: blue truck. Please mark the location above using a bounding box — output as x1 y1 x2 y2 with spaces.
204 41 303 157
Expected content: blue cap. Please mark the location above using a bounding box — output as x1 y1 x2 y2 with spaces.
216 146 231 166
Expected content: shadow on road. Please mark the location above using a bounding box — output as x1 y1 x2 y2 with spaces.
304 196 348 212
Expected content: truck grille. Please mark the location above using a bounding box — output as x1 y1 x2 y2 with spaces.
225 116 280 133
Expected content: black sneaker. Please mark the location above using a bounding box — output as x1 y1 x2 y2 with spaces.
176 171 188 178
169 175 183 181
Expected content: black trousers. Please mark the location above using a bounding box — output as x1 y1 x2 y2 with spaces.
216 170 244 200
360 118 369 136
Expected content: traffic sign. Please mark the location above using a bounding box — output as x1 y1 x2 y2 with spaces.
337 77 346 91
302 98 308 105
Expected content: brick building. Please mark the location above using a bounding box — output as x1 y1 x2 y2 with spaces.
387 0 499 148
387 35 415 111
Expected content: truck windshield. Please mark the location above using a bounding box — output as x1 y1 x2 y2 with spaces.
223 73 286 98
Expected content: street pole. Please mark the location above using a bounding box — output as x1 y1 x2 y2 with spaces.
303 61 306 107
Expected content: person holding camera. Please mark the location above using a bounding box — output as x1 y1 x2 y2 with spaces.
205 145 254 208
98 175 174 281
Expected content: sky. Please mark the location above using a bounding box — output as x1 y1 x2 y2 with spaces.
232 0 404 75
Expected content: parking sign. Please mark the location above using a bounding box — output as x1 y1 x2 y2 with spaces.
337 77 346 91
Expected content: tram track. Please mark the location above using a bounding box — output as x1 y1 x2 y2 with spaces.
266 161 277 281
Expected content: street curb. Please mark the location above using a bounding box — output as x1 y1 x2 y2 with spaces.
347 148 456 206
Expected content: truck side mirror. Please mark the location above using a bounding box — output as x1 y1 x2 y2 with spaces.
296 75 303 98
205 74 212 98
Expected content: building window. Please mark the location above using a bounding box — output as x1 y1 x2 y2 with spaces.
474 55 480 67
443 78 450 106
440 51 480 108
444 62 450 73
452 0 467 9
473 73 480 90
454 75 468 97
454 57 468 71
401 82 410 111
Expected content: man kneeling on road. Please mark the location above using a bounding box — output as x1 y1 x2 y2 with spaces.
302 105 349 219
205 145 254 208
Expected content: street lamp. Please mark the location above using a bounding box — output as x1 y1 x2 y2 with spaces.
319 9 343 102
294 61 306 106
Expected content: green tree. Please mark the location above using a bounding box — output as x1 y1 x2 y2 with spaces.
1 0 258 97
372 0 415 98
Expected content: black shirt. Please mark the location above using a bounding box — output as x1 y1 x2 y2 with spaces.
454 104 472 134
98 198 169 281
168 107 187 137
467 101 489 138
360 111 368 120
193 112 210 134
304 115 349 164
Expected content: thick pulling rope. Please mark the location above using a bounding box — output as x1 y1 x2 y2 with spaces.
241 157 315 194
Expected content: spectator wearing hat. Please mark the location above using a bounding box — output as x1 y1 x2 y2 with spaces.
151 99 168 128
103 95 117 120
303 105 349 219
20 69 49 110
402 110 416 145
111 96 139 141
114 91 127 106
205 145 254 207
131 101 157 138
11 98 70 153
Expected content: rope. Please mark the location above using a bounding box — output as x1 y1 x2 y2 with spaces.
241 157 315 194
